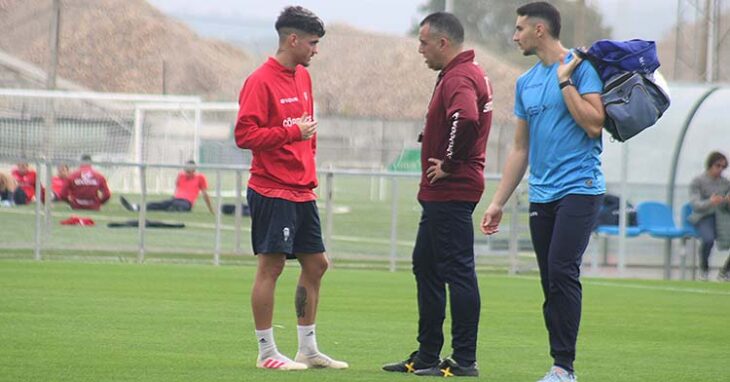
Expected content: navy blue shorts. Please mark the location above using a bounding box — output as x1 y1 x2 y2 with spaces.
246 188 325 259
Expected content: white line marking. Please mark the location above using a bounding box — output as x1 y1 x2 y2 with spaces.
492 274 730 296
585 280 730 296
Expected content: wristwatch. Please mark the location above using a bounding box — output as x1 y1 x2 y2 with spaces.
559 79 574 89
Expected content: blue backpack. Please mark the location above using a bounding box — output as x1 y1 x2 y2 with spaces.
576 40 670 142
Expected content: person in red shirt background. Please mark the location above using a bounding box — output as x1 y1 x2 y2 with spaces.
11 162 44 205
120 160 213 213
59 154 111 210
52 163 70 201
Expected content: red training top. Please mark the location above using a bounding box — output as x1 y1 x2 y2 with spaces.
11 167 42 202
418 50 494 202
60 165 111 210
52 176 68 198
235 57 317 202
173 172 208 205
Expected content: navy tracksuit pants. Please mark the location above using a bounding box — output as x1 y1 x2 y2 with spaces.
529 194 602 372
695 214 717 274
412 200 480 366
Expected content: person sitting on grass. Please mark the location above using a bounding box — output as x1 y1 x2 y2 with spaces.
52 163 70 201
59 154 111 210
0 171 15 206
11 162 44 205
121 160 214 213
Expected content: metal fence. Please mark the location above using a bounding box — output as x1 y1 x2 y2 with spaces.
0 157 532 272
2 156 718 279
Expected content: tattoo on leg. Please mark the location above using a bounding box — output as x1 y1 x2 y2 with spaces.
295 285 307 318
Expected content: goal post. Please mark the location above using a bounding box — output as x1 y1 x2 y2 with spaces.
0 88 203 192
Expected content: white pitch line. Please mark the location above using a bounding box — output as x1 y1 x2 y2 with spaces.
584 280 730 296
486 274 730 296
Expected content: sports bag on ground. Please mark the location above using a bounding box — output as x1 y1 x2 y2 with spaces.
576 39 670 142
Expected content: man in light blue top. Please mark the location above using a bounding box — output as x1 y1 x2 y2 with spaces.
480 2 605 382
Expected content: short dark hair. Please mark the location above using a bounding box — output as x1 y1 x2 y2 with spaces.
420 12 464 44
516 1 562 39
185 160 196 165
706 151 728 170
80 154 92 162
275 6 325 37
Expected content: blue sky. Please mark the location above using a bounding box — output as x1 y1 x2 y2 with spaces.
147 0 680 41
148 0 426 35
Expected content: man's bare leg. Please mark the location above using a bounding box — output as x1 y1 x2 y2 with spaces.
294 253 348 369
295 252 328 325
252 253 286 329
251 253 306 370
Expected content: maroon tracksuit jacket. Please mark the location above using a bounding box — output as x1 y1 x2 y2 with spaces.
418 50 494 202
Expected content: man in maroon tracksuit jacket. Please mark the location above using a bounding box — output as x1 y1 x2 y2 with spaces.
235 6 346 371
59 154 111 210
384 12 493 377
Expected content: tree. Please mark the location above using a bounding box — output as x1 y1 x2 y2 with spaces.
415 0 612 61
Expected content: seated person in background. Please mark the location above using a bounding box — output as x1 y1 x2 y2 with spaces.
11 162 44 205
52 163 70 201
59 154 111 210
0 171 15 206
689 151 730 281
121 160 214 213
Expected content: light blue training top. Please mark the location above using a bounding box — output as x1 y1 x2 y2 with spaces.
514 51 606 203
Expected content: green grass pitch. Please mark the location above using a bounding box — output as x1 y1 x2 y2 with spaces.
1 260 728 381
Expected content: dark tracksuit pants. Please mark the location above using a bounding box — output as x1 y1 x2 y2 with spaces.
529 194 602 373
147 198 192 212
13 188 28 205
695 214 717 274
412 201 480 366
695 214 730 275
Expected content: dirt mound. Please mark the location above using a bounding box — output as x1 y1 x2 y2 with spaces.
0 1 520 125
311 24 519 123
0 0 252 99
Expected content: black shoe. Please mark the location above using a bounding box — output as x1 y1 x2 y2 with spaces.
120 196 137 212
382 351 440 373
413 357 479 377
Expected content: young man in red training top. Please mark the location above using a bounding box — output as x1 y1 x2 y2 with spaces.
59 154 111 210
383 12 493 377
11 162 44 205
120 160 213 213
234 6 347 371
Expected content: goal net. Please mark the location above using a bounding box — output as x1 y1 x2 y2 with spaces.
0 89 205 192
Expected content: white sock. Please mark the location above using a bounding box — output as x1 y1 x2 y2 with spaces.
255 328 277 358
297 324 319 356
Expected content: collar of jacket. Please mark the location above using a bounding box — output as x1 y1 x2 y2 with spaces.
265 57 298 76
438 49 476 80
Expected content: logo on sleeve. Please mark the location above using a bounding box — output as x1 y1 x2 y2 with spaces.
280 96 299 104
483 101 493 113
